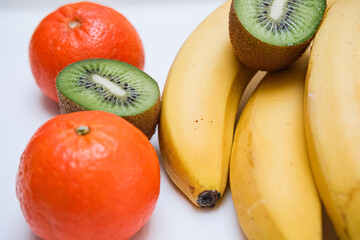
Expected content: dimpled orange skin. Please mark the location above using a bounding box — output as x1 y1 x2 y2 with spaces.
16 111 160 240
29 2 145 102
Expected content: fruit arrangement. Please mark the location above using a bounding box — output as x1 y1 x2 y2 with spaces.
19 2 161 239
16 0 360 239
160 0 359 239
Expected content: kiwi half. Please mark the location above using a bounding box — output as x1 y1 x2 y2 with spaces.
229 0 326 71
56 58 161 139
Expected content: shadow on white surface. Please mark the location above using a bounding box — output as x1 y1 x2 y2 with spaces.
39 94 60 116
23 217 153 240
30 232 41 240
131 219 152 240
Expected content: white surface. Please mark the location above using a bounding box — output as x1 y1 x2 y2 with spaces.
0 0 247 239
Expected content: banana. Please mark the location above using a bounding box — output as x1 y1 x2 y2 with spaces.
327 0 338 8
158 1 256 208
230 51 322 239
304 0 360 239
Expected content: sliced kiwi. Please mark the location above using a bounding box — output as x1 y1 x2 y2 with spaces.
229 0 326 71
56 58 161 139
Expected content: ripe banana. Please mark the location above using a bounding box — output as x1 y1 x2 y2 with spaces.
230 51 322 239
304 0 360 239
327 0 338 8
158 1 256 208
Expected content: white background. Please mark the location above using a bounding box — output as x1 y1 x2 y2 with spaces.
0 0 249 239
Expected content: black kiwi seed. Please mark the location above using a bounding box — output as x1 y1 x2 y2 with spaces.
56 58 161 139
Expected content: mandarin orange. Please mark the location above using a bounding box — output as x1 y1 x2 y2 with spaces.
29 2 145 102
16 111 160 240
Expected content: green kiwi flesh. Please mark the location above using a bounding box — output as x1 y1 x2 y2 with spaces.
229 0 326 71
56 58 161 139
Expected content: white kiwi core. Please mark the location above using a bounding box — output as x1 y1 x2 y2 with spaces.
92 74 126 96
269 0 287 20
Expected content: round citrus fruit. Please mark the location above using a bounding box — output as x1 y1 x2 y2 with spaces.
29 2 145 102
16 111 160 240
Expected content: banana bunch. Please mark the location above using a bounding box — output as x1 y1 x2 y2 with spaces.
159 0 359 239
158 1 256 207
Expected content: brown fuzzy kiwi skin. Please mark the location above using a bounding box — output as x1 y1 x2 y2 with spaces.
57 90 161 139
123 97 161 139
229 0 312 71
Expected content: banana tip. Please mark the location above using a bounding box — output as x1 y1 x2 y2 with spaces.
196 190 221 208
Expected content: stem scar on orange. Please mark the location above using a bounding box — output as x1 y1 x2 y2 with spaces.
16 111 160 240
29 1 145 102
